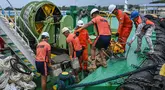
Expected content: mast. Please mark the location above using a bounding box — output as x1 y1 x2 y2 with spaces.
124 0 128 11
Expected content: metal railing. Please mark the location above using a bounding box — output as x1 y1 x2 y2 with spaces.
0 6 30 46
6 0 39 44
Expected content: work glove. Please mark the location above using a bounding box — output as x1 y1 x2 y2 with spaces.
115 33 119 37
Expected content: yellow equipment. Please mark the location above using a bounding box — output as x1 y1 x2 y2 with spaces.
51 54 56 58
53 85 57 90
159 64 165 76
108 39 124 54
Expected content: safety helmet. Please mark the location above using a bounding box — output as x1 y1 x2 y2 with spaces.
77 20 84 27
108 4 116 14
130 11 139 20
62 27 69 33
90 8 99 16
41 32 49 38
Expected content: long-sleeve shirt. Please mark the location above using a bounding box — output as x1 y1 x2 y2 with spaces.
115 9 132 34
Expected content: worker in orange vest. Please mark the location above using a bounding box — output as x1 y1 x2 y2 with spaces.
62 27 83 60
36 32 51 90
128 11 155 54
62 27 83 82
108 4 133 51
75 20 92 71
75 8 111 68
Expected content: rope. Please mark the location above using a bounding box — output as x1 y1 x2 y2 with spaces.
0 56 36 90
16 81 36 90
0 77 9 89
0 56 12 71
66 64 158 89
3 83 21 90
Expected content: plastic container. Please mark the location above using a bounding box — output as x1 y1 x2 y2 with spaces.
52 68 62 77
51 64 62 77
71 57 80 69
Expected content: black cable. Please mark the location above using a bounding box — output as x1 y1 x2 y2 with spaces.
66 64 158 89
10 58 32 75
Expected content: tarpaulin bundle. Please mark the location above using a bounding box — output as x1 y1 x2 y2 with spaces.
0 56 36 90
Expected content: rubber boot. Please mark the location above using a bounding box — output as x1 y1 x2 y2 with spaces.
148 48 154 54
148 50 154 54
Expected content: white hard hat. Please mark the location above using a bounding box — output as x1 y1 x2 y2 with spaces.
41 32 49 38
77 20 84 27
62 27 69 33
90 8 99 16
108 4 116 14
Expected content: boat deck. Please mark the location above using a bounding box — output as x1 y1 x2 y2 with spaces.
72 29 156 90
34 20 156 90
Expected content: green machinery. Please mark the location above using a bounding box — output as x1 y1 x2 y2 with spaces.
18 1 73 49
18 1 99 53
